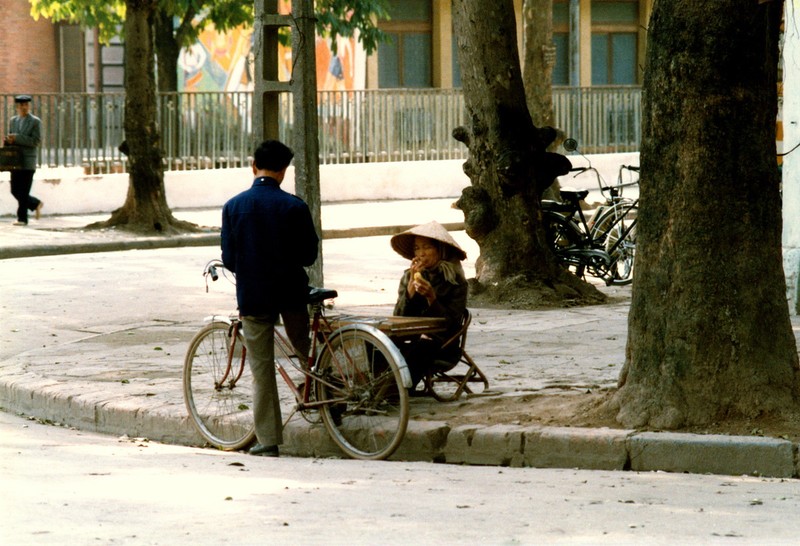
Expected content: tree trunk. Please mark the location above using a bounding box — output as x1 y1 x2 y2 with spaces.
522 0 555 128
613 0 800 429
452 0 601 306
93 0 195 234
521 0 562 202
154 10 180 93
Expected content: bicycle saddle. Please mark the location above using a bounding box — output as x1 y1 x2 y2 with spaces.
308 287 338 303
541 199 574 213
559 187 589 203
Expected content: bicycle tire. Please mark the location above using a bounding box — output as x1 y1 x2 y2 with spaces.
589 200 637 244
543 211 586 279
183 321 256 450
315 324 410 460
592 204 637 285
603 216 637 285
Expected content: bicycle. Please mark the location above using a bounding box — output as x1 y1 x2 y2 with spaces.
542 138 639 285
182 260 412 460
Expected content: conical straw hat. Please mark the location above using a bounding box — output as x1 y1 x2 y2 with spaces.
390 221 467 261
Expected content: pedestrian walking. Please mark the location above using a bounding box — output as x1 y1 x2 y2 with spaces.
220 139 319 457
3 95 43 226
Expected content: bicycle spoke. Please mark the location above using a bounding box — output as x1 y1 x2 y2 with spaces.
315 326 409 460
183 322 255 450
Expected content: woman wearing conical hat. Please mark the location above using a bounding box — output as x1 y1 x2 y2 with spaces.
391 221 468 392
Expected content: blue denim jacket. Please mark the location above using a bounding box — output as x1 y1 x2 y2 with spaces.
221 177 319 316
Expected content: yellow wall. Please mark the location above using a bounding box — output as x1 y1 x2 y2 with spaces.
367 0 653 90
427 0 652 89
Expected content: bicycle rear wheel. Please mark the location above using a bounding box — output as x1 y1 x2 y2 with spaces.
315 325 410 460
543 211 586 278
183 321 255 450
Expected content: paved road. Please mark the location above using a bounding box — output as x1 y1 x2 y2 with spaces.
1 203 799 478
4 411 800 546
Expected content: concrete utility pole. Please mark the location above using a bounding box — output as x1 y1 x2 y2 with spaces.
254 0 323 286
781 1 800 314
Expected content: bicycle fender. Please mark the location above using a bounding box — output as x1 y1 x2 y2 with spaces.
571 248 611 265
202 315 237 325
324 323 413 389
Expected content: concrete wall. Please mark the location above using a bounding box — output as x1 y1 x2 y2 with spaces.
0 153 640 215
4 147 797 314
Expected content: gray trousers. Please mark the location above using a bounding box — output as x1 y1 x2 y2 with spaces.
241 310 310 447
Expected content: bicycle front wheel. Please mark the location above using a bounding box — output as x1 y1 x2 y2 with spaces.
599 206 637 285
183 321 255 450
315 325 410 460
603 220 636 285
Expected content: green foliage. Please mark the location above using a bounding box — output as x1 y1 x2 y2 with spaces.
316 0 391 55
29 0 389 53
29 0 125 44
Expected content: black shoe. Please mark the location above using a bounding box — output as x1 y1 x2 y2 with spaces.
408 387 430 398
249 443 279 457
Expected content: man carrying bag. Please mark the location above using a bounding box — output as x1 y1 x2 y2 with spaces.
3 95 43 226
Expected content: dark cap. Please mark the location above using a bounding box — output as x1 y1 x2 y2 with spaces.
14 95 32 103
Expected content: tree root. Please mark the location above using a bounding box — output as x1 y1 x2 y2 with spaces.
86 211 210 236
467 270 606 310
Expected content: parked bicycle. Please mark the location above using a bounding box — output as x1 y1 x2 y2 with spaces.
183 260 426 461
542 138 639 285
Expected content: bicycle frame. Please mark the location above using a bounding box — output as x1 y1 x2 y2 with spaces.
217 321 247 390
542 162 639 285
186 259 413 460
209 300 411 419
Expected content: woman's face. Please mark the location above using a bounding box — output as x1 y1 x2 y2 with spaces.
413 236 441 269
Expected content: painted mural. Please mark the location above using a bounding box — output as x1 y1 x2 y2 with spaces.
178 1 364 92
178 25 254 92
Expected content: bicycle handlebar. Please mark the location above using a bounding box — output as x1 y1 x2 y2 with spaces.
203 259 234 292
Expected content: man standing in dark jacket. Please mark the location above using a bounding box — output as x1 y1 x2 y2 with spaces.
4 95 43 226
221 139 319 457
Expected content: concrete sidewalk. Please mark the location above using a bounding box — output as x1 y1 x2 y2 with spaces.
0 198 467 259
1 202 799 478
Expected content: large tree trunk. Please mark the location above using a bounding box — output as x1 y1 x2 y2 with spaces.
521 0 562 202
613 0 800 429
452 0 601 306
522 0 555 128
93 0 195 234
154 10 181 93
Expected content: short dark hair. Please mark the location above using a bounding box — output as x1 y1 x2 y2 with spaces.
253 140 294 172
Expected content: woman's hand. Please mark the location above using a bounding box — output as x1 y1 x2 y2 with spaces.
407 258 422 297
411 268 436 305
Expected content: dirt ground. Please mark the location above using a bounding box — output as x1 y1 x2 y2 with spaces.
413 275 800 444
411 387 800 443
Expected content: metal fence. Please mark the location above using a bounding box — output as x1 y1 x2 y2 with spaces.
1 86 641 173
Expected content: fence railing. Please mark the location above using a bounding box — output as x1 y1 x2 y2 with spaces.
1 86 641 173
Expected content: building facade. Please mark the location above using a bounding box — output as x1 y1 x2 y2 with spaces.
368 0 654 89
0 0 123 94
0 0 654 94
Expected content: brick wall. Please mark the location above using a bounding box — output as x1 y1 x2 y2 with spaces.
0 0 59 93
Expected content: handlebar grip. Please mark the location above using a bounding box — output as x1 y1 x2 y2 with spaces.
569 167 588 173
209 265 219 281
622 165 640 172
